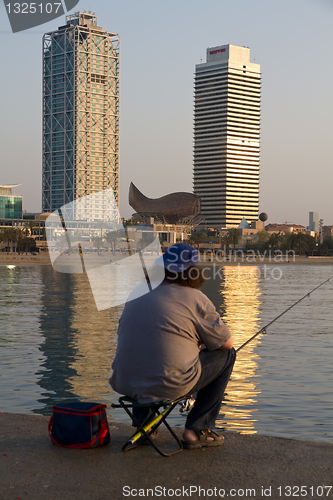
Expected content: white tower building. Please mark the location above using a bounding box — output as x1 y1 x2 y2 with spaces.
193 44 261 228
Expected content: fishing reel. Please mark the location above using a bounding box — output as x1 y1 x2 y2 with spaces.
179 397 195 413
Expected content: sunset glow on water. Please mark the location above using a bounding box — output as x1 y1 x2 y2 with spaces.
0 264 332 442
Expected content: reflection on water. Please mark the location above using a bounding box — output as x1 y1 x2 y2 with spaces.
35 268 121 414
0 266 121 415
36 271 78 411
0 264 333 442
200 266 263 434
217 266 262 434
68 273 121 404
0 267 46 413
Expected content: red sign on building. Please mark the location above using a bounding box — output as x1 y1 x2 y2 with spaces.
209 48 226 55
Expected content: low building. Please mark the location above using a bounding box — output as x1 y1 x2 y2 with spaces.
323 226 333 237
238 219 265 236
0 184 23 219
127 221 192 246
265 223 306 235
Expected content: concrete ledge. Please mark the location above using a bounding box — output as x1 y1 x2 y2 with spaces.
1 412 333 500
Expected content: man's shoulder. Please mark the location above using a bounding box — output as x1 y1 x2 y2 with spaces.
160 283 212 306
124 281 211 309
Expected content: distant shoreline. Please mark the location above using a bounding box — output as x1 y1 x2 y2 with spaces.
0 253 51 266
1 253 333 266
199 256 333 266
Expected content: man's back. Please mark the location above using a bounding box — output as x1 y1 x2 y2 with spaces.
110 281 231 403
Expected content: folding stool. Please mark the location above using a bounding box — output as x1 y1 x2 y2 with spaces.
111 395 189 457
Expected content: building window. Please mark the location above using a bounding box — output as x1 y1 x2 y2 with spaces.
91 73 106 84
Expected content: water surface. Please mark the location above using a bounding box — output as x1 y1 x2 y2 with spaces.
0 264 332 442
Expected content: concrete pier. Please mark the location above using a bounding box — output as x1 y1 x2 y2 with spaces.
1 412 332 500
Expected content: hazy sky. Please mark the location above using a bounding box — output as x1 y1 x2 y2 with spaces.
0 0 332 226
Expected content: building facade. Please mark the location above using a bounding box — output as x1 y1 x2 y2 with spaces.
193 45 260 229
265 224 307 235
42 12 120 221
0 184 23 219
323 226 333 237
308 212 319 233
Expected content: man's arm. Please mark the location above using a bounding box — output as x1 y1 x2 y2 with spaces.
218 336 234 350
196 293 234 351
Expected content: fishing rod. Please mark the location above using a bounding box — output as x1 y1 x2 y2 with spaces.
179 275 333 413
236 275 333 353
178 275 333 413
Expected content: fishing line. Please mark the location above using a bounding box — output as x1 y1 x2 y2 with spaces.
236 275 333 353
180 276 333 413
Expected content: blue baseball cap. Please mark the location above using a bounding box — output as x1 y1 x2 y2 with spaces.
156 243 200 272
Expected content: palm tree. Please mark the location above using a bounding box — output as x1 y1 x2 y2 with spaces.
255 230 270 253
22 227 32 255
305 235 316 256
267 232 282 253
105 229 122 253
284 231 297 253
15 228 24 255
295 233 307 256
226 228 240 251
0 227 17 254
93 236 104 255
24 220 36 237
187 231 207 250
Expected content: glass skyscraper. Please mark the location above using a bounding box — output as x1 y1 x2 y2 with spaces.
42 12 120 221
194 44 260 229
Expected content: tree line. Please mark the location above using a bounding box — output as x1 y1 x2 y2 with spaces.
247 230 333 256
0 223 39 254
186 229 333 256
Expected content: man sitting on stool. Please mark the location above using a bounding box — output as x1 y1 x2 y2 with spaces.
110 243 236 449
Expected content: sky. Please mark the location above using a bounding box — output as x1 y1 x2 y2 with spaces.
0 0 332 226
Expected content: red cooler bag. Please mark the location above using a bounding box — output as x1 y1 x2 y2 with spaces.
48 402 110 448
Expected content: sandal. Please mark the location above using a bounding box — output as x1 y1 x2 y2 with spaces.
182 429 224 449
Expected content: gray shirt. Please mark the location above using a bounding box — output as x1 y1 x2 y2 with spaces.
110 281 231 403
